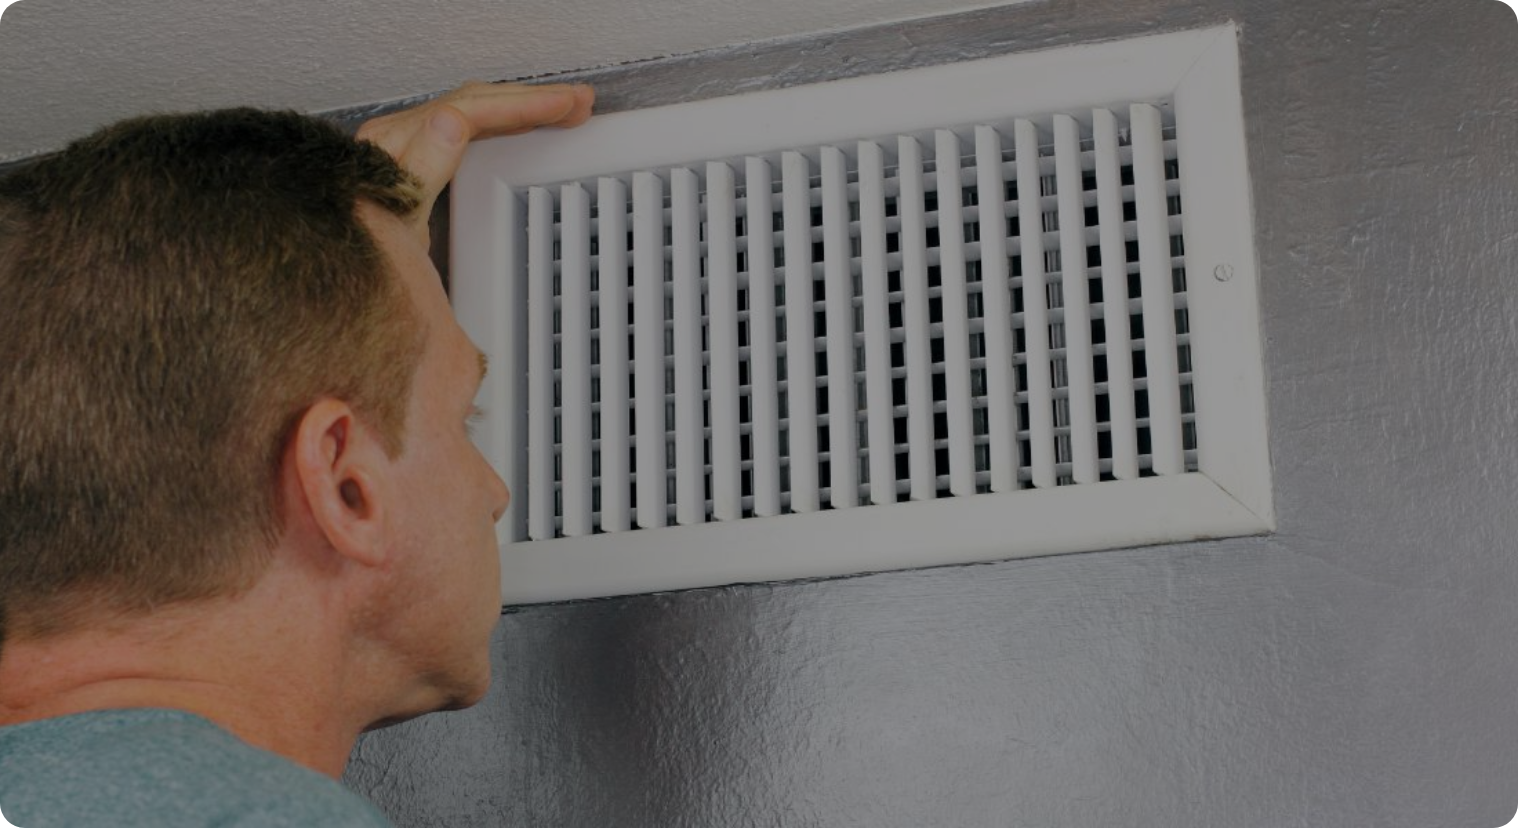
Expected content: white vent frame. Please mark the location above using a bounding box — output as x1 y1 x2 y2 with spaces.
453 24 1270 605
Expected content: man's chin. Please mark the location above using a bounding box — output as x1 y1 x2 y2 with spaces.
364 663 491 731
439 676 490 712
440 658 492 711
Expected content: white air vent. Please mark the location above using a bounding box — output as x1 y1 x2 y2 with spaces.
453 24 1270 605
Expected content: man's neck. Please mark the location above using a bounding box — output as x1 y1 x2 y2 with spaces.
0 574 374 778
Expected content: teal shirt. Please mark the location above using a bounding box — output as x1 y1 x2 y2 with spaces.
0 708 393 827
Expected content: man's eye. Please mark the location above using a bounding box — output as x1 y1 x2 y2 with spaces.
466 405 486 436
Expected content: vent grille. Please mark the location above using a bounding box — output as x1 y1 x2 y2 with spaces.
454 24 1272 604
521 106 1194 541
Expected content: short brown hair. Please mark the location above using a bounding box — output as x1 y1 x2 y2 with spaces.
0 108 426 643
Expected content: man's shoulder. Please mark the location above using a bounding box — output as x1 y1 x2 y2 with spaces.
0 708 392 827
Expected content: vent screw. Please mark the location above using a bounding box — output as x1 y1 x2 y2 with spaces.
1213 263 1235 282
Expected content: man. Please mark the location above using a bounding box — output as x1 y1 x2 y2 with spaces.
0 81 593 826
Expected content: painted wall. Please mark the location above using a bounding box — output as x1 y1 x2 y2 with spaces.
342 1 1518 826
0 0 1019 164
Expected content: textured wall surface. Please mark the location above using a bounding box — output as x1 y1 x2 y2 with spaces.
0 0 1021 163
343 1 1518 826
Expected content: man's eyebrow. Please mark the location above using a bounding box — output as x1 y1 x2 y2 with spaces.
476 349 489 385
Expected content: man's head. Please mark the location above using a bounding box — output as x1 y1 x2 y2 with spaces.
0 108 427 644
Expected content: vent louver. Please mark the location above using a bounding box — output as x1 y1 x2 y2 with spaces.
454 24 1272 604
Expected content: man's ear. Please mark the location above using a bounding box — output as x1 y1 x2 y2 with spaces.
288 398 392 569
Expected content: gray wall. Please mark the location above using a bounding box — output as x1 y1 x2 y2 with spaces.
344 1 1518 825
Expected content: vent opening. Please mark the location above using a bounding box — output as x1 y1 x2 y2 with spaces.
520 107 1195 541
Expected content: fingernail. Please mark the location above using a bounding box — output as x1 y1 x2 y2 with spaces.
429 109 465 145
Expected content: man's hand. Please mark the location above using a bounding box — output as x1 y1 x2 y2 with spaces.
356 81 594 241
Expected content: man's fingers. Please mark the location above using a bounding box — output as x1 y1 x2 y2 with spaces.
356 83 592 150
443 82 594 139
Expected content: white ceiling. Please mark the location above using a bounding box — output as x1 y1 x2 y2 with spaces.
0 0 1013 164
